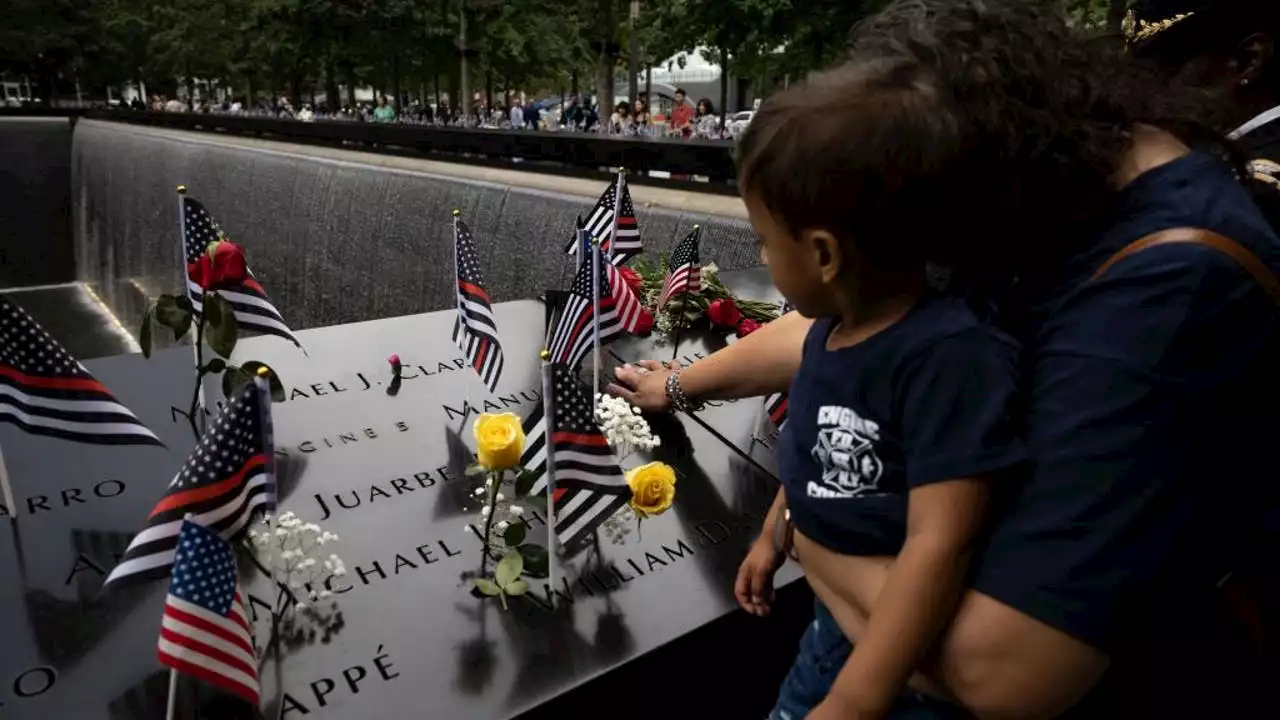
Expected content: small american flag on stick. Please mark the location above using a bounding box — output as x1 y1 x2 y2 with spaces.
548 244 623 370
181 195 300 348
525 363 628 549
451 214 505 394
156 519 260 706
564 174 643 266
105 381 274 588
0 297 160 446
659 228 702 308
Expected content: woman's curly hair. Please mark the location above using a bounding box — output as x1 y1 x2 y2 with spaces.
844 0 1231 274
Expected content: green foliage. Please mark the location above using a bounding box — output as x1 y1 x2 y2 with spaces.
515 542 549 578
503 522 527 546
514 469 538 497
240 360 286 402
204 294 238 358
139 306 153 358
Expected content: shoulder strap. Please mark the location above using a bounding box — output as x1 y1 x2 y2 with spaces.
1090 227 1280 304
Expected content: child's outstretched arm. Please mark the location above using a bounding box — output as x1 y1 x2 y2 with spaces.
815 479 989 719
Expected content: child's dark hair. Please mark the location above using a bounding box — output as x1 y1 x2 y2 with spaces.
736 60 962 273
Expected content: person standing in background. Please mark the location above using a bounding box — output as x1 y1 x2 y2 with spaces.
373 95 395 123
509 100 524 129
1130 0 1280 230
669 87 694 137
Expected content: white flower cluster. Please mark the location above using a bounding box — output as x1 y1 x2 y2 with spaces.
602 504 639 545
595 393 660 457
466 475 526 546
248 511 346 610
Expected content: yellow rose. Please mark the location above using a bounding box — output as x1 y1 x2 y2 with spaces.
626 462 677 517
473 412 525 471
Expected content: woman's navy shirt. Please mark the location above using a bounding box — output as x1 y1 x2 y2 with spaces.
970 151 1280 653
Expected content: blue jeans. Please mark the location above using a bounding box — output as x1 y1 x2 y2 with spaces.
769 602 973 720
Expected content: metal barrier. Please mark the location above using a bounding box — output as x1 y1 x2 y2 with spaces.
0 108 739 194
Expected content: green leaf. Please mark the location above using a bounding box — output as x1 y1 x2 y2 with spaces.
495 550 524 587
221 366 251 398
139 308 153 359
175 295 194 313
203 358 227 374
241 361 285 402
517 543 549 579
504 579 529 596
154 294 191 332
474 578 502 596
503 522 527 546
514 470 538 497
205 294 238 357
171 312 192 342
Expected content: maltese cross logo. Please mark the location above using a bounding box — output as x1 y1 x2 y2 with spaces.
811 424 882 497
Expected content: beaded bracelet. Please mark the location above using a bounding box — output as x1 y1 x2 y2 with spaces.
665 370 705 413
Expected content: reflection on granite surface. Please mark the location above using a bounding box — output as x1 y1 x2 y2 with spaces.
0 273 799 719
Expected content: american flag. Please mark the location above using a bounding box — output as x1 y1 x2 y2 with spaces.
658 228 702 308
451 217 505 394
105 381 274 588
156 520 260 706
536 363 628 549
182 197 300 347
548 244 623 370
764 392 788 429
0 297 160 446
605 263 644 333
520 400 548 495
564 175 643 266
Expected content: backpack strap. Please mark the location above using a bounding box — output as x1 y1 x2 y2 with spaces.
1091 227 1280 304
1093 227 1280 664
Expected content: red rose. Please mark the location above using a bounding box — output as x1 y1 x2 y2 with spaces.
618 266 644 295
634 309 655 337
187 241 248 290
736 318 762 337
707 298 742 328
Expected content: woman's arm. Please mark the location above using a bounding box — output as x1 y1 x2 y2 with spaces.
814 480 989 719
608 310 812 411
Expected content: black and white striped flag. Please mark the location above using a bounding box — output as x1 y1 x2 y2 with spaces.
0 297 160 446
564 175 643 266
182 196 301 347
548 243 623 370
451 216 505 394
533 363 628 549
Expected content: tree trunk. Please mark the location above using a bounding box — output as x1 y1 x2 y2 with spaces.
485 65 493 111
325 56 340 110
435 72 442 108
719 47 729 129
392 53 402 109
571 70 579 95
185 63 195 108
458 1 469 118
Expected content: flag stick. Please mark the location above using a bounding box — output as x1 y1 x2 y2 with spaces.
539 352 559 594
670 225 700 362
0 444 15 524
591 235 602 407
164 668 178 720
177 186 206 434
608 168 624 263
606 348 782 485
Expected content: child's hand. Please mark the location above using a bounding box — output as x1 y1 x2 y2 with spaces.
735 534 784 616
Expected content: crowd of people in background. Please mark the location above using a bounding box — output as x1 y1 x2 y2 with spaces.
121 86 741 141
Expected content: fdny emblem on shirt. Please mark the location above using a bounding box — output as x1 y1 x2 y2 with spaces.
809 405 884 498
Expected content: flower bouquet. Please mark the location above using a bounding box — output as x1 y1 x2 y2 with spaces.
627 257 779 340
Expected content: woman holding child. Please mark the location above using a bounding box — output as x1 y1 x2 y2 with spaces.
611 1 1279 718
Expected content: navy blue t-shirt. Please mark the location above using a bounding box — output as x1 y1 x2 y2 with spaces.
778 294 1026 557
971 151 1280 655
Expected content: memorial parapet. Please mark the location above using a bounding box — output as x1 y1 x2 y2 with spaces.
0 273 798 718
71 119 762 341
